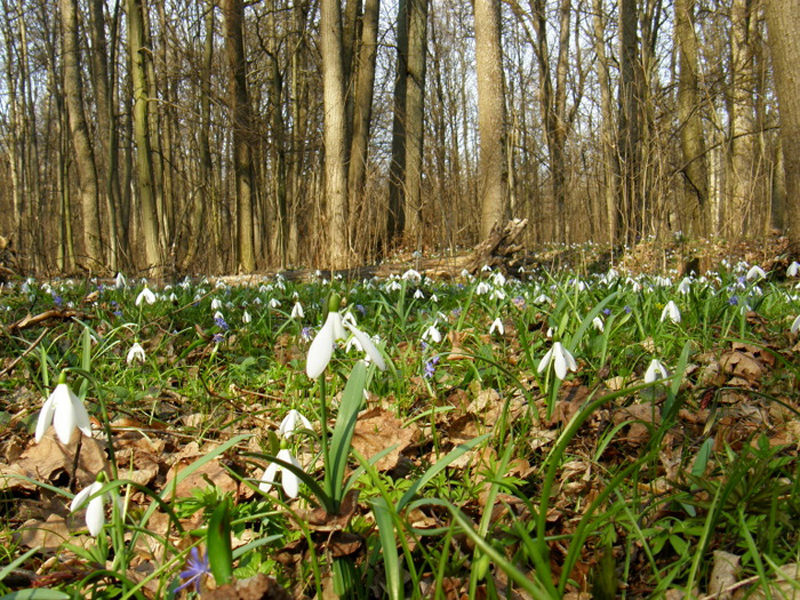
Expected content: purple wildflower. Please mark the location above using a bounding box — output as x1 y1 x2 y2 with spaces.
214 315 229 331
602 308 612 316
212 333 225 344
175 547 210 594
356 304 367 316
728 295 739 306
424 356 440 378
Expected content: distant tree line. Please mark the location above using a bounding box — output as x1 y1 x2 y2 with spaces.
0 0 798 275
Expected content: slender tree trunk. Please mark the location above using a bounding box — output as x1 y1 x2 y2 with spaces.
764 0 800 241
223 0 256 272
675 0 708 237
387 0 409 246
475 0 508 238
618 0 642 243
127 0 162 275
404 0 427 245
727 0 756 237
320 0 350 268
347 0 379 240
593 0 619 245
182 0 214 271
61 0 103 269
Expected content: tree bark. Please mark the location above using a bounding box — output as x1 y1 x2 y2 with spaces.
320 0 351 268
127 0 162 275
223 0 256 272
764 0 800 241
61 0 103 269
475 0 508 239
675 0 708 237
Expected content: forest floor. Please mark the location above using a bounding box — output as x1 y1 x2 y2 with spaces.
0 235 798 599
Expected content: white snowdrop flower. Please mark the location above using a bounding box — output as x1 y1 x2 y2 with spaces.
126 342 146 365
787 262 800 277
259 285 270 294
115 272 127 289
573 279 586 292
306 309 385 378
71 479 118 537
660 300 681 324
193 293 204 303
492 272 506 287
35 379 92 444
291 302 304 319
460 269 471 279
252 297 263 305
791 315 800 334
481 264 492 272
386 280 402 292
169 292 177 303
135 286 156 306
242 310 252 324
422 323 442 344
345 335 364 353
537 342 578 380
677 278 692 295
414 289 425 300
546 327 553 339
269 298 281 309
490 288 506 301
644 359 669 384
746 265 766 281
476 282 491 295
489 318 504 335
592 316 604 332
213 310 225 322
534 294 552 304
430 294 439 303
259 449 302 498
210 298 222 310
278 409 312 439
402 269 422 282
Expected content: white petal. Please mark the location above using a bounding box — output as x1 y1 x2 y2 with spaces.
86 494 106 536
345 324 386 371
35 393 57 443
278 449 302 498
69 391 93 438
553 347 568 380
537 348 553 374
306 319 335 378
259 462 279 493
70 482 98 512
52 385 78 444
791 315 800 334
329 312 347 342
563 346 578 372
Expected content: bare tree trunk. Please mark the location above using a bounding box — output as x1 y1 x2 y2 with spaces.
61 0 103 269
182 0 214 271
675 0 708 237
223 0 256 272
320 0 351 268
127 0 162 275
593 0 619 245
348 0 379 243
618 0 642 244
764 0 800 241
727 0 756 238
475 0 508 238
387 0 409 246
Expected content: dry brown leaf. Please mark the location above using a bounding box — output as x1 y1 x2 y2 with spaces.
709 550 740 600
351 407 417 471
0 433 109 492
720 351 765 383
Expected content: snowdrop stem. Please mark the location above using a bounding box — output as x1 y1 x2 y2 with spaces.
318 376 332 501
70 434 83 493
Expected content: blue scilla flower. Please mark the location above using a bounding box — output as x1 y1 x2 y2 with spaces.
175 547 210 594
